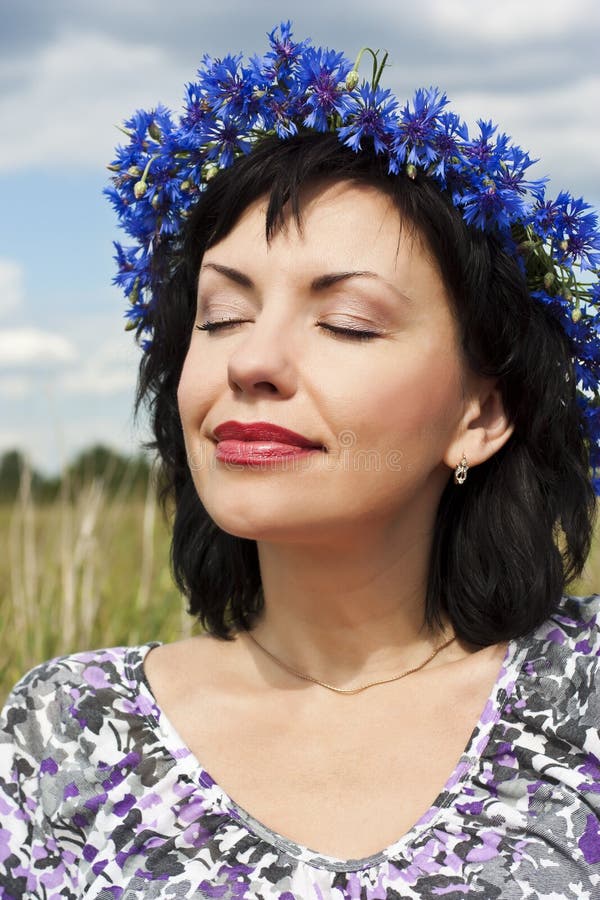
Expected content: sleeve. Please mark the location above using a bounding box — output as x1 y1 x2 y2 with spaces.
0 662 72 899
0 678 43 898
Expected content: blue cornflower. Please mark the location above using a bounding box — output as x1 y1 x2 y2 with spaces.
124 298 149 325
463 119 510 174
104 104 182 245
587 283 600 309
427 112 469 184
495 145 547 200
550 194 600 271
531 289 572 321
112 242 156 334
265 20 308 82
458 133 544 231
562 229 600 272
532 190 572 237
337 84 398 154
582 402 600 471
106 105 176 189
460 175 531 231
394 87 450 168
112 243 150 297
296 47 354 131
180 82 215 137
261 86 301 138
199 115 253 168
535 295 600 395
576 357 600 393
195 53 260 123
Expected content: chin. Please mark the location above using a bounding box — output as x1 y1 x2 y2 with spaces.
202 501 320 544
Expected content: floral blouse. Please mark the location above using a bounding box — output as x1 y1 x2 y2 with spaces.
1 594 600 899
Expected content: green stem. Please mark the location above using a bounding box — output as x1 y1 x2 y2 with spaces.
350 46 389 89
140 156 155 183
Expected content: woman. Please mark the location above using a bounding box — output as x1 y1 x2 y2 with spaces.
1 23 600 899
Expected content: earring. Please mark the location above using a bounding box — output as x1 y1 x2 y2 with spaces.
454 454 469 485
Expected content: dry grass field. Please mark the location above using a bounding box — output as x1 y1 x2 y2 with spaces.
0 461 202 705
1 460 599 705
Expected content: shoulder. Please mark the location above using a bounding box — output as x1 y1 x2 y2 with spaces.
533 592 600 654
513 593 600 750
524 593 600 688
0 644 159 759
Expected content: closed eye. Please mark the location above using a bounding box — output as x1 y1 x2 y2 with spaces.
195 320 379 341
319 324 379 341
195 319 246 333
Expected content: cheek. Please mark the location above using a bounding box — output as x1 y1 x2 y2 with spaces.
176 353 195 431
329 340 464 457
176 348 217 435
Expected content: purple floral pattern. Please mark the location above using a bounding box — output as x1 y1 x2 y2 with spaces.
1 594 600 898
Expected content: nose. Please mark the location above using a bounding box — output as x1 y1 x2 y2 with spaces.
226 309 297 398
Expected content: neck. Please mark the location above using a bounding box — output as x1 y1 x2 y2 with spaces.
246 516 454 689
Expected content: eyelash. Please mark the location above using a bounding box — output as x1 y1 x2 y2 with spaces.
194 320 379 342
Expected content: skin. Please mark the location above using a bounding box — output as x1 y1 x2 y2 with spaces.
176 179 514 690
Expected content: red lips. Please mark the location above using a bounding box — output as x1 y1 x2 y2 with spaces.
213 420 322 449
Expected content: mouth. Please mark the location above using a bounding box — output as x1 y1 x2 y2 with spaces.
211 420 326 466
212 420 325 450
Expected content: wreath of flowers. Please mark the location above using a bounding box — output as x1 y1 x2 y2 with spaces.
105 21 600 490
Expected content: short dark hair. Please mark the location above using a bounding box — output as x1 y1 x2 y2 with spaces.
134 130 596 647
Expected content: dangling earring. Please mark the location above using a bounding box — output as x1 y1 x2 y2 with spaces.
454 454 469 485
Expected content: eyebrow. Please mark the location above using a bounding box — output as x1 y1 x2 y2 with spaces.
200 262 412 303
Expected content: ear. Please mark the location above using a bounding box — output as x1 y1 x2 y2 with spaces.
443 380 514 473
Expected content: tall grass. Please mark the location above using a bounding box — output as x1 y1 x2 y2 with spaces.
0 456 200 704
1 457 599 705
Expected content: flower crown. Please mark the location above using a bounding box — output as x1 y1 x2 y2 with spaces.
105 21 600 490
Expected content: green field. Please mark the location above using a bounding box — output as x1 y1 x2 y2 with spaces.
1 462 599 705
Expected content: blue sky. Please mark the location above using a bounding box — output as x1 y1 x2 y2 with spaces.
2 0 599 475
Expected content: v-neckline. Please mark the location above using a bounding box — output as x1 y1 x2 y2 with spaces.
127 631 529 873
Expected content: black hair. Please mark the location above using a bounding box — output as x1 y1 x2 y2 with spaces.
134 130 596 647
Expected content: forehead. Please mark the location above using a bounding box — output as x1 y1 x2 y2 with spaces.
203 179 436 284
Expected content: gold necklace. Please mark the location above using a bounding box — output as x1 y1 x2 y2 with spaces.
245 630 457 694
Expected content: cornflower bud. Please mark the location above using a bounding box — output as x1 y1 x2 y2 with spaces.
406 163 417 180
345 70 360 91
128 166 143 177
148 121 162 142
572 308 582 323
203 162 219 181
543 271 555 290
134 181 148 199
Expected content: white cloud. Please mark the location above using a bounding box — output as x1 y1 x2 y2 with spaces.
452 75 600 197
0 375 32 398
0 328 78 365
58 364 135 396
0 260 25 317
0 29 188 172
1 7 598 183
56 334 138 395
427 0 588 42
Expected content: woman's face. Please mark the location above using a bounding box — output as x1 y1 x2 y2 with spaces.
177 180 480 545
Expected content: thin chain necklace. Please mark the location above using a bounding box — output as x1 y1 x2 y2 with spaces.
245 630 457 695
